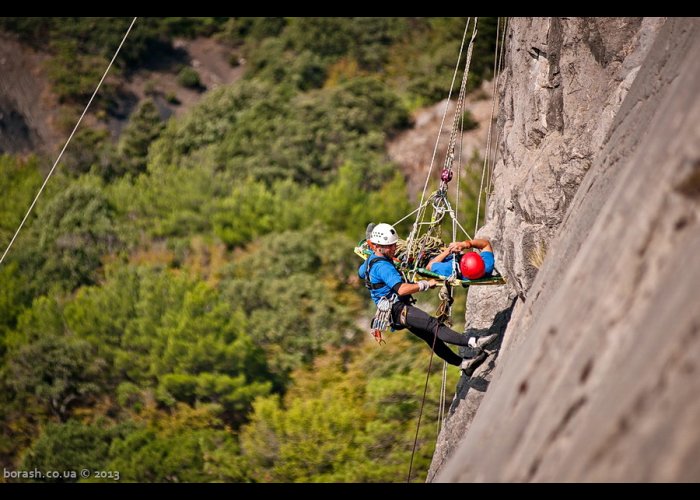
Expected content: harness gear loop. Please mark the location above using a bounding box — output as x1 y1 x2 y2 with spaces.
363 254 412 344
370 295 397 345
435 282 454 326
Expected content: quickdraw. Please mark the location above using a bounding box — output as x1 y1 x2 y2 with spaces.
370 295 397 345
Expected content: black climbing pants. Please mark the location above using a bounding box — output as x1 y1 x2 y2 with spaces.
391 302 468 366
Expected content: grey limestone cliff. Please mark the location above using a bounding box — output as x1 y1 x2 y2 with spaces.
430 17 700 482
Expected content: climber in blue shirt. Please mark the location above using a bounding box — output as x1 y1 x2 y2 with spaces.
358 223 497 374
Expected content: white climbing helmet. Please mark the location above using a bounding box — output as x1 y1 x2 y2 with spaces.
369 223 399 245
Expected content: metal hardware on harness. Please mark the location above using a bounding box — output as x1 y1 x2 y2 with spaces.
370 295 397 345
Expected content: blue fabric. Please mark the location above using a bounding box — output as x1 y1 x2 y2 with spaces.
428 253 459 278
481 251 495 274
428 251 495 279
358 252 404 305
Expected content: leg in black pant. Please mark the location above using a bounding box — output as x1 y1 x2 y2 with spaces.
392 303 469 366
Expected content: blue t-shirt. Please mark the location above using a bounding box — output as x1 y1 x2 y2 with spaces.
429 251 495 279
428 253 460 278
358 253 404 305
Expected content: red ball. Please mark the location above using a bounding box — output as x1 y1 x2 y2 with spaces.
460 252 485 279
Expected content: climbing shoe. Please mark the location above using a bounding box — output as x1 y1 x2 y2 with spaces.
460 351 487 377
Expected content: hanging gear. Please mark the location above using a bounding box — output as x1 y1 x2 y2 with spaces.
370 295 398 344
435 282 454 326
362 253 414 345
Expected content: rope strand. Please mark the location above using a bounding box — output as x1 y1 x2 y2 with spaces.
407 325 440 483
485 18 509 201
408 18 472 262
475 16 502 236
0 17 138 268
437 361 448 435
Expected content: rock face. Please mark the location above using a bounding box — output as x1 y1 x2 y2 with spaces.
484 17 664 299
0 32 244 155
0 34 63 155
430 17 700 482
388 80 495 202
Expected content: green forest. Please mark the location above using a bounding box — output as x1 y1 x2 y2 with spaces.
0 17 498 482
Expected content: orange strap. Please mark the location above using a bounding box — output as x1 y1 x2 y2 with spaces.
371 328 386 345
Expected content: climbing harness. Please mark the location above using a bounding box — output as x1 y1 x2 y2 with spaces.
361 253 413 344
361 254 393 291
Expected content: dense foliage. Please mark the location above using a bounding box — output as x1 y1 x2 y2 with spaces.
0 17 499 482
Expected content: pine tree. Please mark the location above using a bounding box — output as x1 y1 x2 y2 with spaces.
118 99 164 176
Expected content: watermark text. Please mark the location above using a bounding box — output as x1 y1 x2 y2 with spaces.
3 467 120 481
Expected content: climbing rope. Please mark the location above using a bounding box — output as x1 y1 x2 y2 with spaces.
403 18 479 287
407 325 440 483
407 18 476 264
485 18 509 201
0 17 138 268
443 20 479 313
406 17 481 483
405 18 510 481
437 361 448 435
398 190 474 282
441 18 478 180
415 18 472 216
476 17 508 236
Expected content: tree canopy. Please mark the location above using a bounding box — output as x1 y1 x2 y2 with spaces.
0 16 498 482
